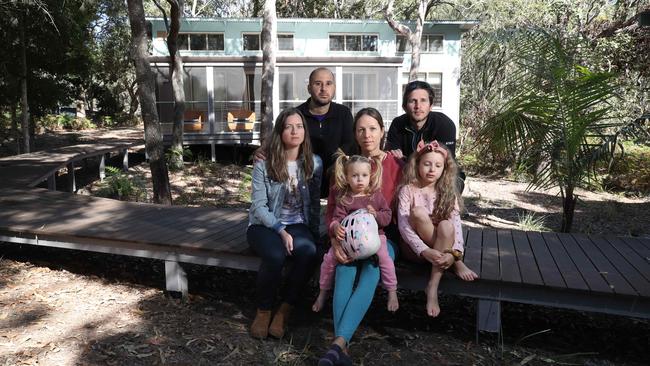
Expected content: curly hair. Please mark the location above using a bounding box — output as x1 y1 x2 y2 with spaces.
400 145 463 222
332 149 382 207
265 108 314 182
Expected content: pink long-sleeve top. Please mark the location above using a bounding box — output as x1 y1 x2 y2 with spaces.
397 184 464 257
329 193 392 237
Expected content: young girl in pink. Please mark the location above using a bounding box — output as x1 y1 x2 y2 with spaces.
313 150 399 313
397 140 478 317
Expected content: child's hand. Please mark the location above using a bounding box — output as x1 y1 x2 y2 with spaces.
433 252 454 270
279 229 293 255
332 222 345 242
421 248 443 265
366 205 376 217
331 238 352 264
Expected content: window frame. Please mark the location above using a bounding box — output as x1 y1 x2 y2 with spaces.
395 34 444 54
242 32 262 51
328 33 379 52
277 33 294 51
176 32 225 51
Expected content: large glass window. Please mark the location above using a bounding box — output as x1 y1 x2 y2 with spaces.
213 67 262 131
278 34 294 51
396 34 443 53
243 33 261 51
329 34 378 52
341 67 399 123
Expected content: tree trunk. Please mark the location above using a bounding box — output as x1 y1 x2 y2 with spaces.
128 79 139 119
560 184 576 232
260 0 276 145
127 0 172 205
385 0 428 81
11 103 20 155
166 0 185 171
19 14 30 154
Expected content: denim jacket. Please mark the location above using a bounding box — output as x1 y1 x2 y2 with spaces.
248 155 323 237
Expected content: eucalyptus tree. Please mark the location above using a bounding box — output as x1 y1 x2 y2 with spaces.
153 0 186 171
476 29 648 232
385 0 444 81
260 0 276 143
127 0 173 204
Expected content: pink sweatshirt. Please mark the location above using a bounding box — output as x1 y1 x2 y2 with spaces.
319 193 397 291
397 184 464 257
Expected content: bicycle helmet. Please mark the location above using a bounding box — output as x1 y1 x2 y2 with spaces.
339 209 381 260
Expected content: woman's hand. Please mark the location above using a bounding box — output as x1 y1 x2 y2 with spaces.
331 238 352 264
279 229 293 255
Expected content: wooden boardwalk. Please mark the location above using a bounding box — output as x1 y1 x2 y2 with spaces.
1 188 648 327
0 140 143 190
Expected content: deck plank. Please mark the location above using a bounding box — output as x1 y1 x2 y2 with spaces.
606 237 650 284
572 234 638 296
463 228 482 276
497 230 521 283
527 231 566 288
511 230 544 286
589 236 650 297
555 233 612 294
542 232 589 291
480 229 499 281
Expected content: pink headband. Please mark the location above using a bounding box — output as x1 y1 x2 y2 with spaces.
416 140 448 159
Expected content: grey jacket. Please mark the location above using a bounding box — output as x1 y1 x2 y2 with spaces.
248 155 323 237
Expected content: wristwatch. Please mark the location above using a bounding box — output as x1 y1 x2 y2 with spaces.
443 249 462 261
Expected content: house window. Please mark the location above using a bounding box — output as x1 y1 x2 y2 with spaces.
177 33 224 51
243 33 261 51
329 34 378 52
403 72 443 107
278 34 294 51
207 34 225 51
396 34 443 53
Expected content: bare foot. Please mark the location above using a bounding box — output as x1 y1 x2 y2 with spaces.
453 261 478 281
425 281 441 317
312 290 328 312
387 290 399 312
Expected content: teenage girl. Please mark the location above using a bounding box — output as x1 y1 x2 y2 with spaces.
247 108 322 339
397 140 478 317
313 150 399 313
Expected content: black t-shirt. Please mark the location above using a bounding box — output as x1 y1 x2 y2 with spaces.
385 111 457 158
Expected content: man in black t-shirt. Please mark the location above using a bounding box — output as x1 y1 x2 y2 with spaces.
296 68 355 197
256 67 354 197
386 81 465 191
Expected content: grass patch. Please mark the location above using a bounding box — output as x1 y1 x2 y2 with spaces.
95 166 147 201
517 211 549 232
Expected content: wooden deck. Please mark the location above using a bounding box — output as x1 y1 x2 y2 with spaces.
1 188 648 330
0 140 143 190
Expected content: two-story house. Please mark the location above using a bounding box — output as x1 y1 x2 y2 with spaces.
148 17 477 149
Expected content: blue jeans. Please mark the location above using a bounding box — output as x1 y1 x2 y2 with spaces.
332 239 397 342
247 224 318 310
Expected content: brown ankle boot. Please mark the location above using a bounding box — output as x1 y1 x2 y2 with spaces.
268 302 292 338
250 309 272 339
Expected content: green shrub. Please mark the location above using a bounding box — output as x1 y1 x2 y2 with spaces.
36 114 96 131
96 166 146 201
166 146 193 171
602 141 650 194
